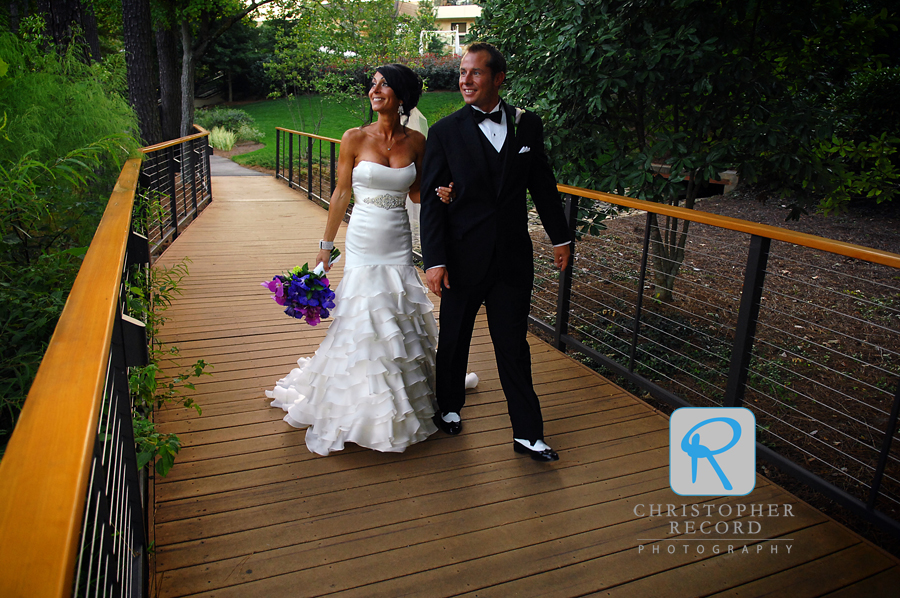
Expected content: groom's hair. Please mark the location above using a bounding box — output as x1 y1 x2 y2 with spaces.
465 42 507 76
374 63 424 116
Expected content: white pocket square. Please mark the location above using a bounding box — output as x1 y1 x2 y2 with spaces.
518 146 531 154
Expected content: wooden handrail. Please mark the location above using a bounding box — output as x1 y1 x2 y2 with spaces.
559 184 900 270
0 158 142 597
140 124 210 154
276 127 342 144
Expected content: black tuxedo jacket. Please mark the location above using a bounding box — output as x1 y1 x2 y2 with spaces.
420 102 572 287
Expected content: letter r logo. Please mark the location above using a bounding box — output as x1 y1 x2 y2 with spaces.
670 407 756 496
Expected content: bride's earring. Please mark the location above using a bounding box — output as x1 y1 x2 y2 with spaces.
398 103 404 115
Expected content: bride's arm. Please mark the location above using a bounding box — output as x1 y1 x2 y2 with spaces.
407 131 426 204
316 129 360 270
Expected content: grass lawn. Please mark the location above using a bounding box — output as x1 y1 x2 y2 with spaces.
231 91 464 169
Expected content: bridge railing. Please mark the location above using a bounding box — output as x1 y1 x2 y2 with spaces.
275 127 340 211
0 128 212 597
139 126 213 260
273 126 900 538
530 186 900 538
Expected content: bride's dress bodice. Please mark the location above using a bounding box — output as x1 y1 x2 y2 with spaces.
345 161 417 268
351 160 416 207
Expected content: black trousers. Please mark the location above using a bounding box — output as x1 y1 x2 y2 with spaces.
434 261 544 442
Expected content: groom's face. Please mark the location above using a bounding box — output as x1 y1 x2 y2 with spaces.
459 50 505 112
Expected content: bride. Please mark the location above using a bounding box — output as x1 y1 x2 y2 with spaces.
267 64 444 456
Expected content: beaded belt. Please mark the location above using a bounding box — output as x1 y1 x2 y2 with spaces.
362 193 406 209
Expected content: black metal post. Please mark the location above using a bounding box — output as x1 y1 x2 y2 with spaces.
553 194 578 351
188 138 198 216
867 383 900 510
287 132 293 189
166 145 178 240
724 234 771 407
275 129 281 180
203 136 212 206
330 142 337 194
629 212 654 372
318 139 323 200
307 135 314 195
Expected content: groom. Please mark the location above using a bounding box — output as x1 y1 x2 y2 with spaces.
420 42 573 462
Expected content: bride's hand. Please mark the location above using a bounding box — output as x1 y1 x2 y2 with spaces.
316 249 332 272
436 182 455 204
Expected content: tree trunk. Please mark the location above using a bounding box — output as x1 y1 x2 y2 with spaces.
180 21 196 137
122 0 162 145
80 0 100 62
36 0 100 63
155 25 180 141
647 177 699 302
6 1 28 33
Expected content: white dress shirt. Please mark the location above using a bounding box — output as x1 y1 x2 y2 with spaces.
472 103 506 152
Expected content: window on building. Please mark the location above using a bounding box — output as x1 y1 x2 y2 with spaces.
451 22 467 34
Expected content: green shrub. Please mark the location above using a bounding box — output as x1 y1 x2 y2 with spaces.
235 123 265 143
195 107 257 132
0 32 138 165
209 126 237 150
834 67 900 141
0 29 138 456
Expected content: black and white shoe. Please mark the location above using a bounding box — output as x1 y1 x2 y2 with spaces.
433 412 462 435
513 439 559 462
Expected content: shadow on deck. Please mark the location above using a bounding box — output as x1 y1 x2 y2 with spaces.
149 174 900 597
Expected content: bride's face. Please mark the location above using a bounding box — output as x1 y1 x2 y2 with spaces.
369 72 401 114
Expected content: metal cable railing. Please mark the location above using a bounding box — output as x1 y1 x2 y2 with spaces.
530 186 900 537
139 126 213 260
0 128 214 597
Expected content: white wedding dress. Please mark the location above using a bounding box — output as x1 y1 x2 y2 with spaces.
267 161 439 455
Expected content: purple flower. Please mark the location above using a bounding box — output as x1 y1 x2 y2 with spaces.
263 264 336 327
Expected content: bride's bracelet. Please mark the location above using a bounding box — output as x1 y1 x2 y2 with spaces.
319 240 334 250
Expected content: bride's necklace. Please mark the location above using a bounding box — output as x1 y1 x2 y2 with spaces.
385 126 406 151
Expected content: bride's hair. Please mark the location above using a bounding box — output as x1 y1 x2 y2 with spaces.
374 64 424 116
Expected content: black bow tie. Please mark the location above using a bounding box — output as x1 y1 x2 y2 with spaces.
472 108 502 124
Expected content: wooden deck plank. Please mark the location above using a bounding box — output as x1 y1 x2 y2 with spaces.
149 175 900 597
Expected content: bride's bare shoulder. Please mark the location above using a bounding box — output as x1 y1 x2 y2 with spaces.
341 126 367 144
407 128 426 153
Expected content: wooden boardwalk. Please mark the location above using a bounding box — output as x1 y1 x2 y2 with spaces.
150 174 900 597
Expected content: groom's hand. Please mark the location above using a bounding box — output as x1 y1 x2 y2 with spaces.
554 244 571 271
426 267 450 297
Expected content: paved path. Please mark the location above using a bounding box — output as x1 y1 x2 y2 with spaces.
209 154 267 176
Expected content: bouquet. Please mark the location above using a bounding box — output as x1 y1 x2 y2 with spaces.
262 250 340 326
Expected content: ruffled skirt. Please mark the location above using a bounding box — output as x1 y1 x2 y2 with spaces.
267 263 438 455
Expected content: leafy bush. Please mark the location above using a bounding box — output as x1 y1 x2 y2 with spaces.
0 32 137 165
834 67 900 141
0 29 138 455
126 259 210 477
235 123 265 143
404 53 460 91
270 53 460 98
209 126 237 150
195 107 257 132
